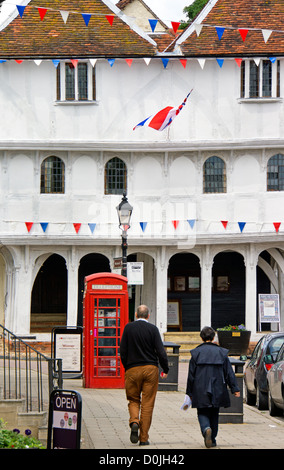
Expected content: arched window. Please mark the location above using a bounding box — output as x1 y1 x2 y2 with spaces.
203 156 226 193
41 156 65 194
105 157 127 195
267 153 284 191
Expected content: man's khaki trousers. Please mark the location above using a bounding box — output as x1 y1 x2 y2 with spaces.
124 364 159 443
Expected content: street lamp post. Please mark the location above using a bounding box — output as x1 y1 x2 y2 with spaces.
116 192 133 277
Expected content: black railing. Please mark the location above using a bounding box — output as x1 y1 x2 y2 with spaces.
0 324 63 413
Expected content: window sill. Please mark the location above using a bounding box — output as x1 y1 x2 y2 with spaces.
54 100 99 106
238 97 282 104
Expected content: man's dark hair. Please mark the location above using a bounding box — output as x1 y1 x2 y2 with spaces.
200 326 215 342
136 305 149 319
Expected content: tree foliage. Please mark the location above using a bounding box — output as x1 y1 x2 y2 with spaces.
180 0 209 28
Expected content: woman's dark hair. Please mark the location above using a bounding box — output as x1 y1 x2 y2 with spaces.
200 326 215 342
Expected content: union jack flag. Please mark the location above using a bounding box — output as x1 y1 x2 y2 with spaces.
133 90 193 131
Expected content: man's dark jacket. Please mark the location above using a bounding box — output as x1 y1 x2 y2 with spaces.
120 319 169 374
186 342 240 408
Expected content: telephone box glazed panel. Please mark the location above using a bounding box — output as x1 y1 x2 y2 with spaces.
83 273 128 388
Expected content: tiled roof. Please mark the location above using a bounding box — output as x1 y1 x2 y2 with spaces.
0 0 158 58
177 0 284 57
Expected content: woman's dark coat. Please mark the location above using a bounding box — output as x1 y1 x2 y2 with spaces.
186 342 240 408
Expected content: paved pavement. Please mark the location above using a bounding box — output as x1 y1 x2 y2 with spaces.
63 362 284 452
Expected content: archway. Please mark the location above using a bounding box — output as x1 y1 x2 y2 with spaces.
31 254 67 333
211 251 245 330
168 253 201 331
77 253 111 326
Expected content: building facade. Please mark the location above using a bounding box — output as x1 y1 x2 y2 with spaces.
0 0 283 343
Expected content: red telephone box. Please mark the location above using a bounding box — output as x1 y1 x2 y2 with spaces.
83 272 128 388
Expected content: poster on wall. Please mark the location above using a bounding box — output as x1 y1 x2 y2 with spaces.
258 294 280 330
167 300 182 330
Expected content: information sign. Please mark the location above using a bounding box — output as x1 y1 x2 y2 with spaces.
52 327 83 376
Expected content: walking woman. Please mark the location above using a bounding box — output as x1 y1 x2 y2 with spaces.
186 326 240 448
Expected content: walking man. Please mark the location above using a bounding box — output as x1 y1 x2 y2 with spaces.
186 326 240 448
120 304 169 446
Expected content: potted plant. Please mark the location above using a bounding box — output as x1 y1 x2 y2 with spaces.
217 324 251 355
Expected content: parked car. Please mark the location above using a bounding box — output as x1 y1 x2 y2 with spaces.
267 343 284 416
243 332 284 410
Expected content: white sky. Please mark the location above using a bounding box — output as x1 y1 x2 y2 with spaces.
144 0 192 24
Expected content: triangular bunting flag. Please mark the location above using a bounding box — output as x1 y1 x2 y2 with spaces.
73 223 81 233
60 10 69 24
15 60 23 64
194 24 203 36
161 58 169 69
262 29 272 43
88 223 96 233
38 8 47 21
34 60 42 66
105 15 114 26
16 5 26 17
140 222 147 232
125 59 133 67
179 59 187 69
171 22 180 33
89 59 97 67
238 222 246 232
216 58 224 68
108 59 115 67
25 222 33 232
221 221 228 229
239 29 248 41
52 59 60 68
148 19 158 32
144 58 151 65
40 222 48 232
215 26 225 40
187 219 196 229
269 57 277 63
71 59 78 68
197 58 206 69
82 13 91 26
254 57 261 66
172 220 179 230
235 58 242 67
273 222 281 233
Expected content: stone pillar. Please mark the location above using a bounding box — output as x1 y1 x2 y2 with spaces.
66 247 79 327
155 246 168 335
200 246 213 328
245 244 258 334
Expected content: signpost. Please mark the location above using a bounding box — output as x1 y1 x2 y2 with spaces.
47 389 82 449
258 293 280 331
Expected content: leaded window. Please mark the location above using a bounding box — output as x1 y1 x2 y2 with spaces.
41 156 65 194
203 156 226 193
267 154 284 191
105 158 127 195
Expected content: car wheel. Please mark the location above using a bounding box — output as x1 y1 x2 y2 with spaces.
268 390 282 417
256 384 268 410
245 384 256 406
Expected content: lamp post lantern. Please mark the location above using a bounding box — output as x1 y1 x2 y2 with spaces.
116 192 133 277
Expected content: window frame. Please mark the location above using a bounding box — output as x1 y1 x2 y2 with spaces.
267 153 284 192
104 157 127 195
40 156 65 194
240 59 280 100
56 60 96 103
203 156 226 194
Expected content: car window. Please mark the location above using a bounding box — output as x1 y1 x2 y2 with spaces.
276 343 284 362
252 337 264 359
266 337 284 360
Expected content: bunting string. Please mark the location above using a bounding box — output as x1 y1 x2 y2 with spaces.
17 219 284 235
3 2 284 42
